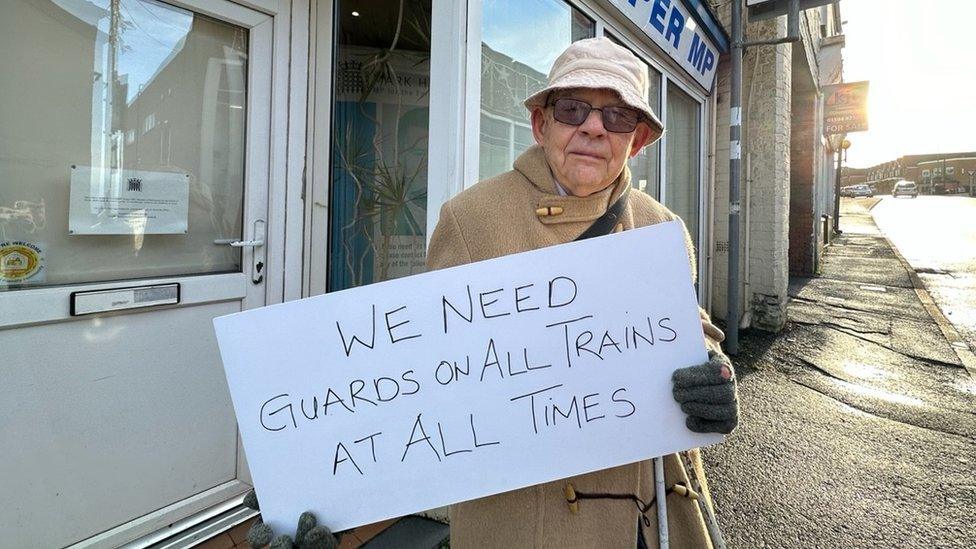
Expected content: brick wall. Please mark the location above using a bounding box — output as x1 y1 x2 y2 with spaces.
789 77 817 275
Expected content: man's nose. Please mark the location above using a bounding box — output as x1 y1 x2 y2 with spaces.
578 109 607 137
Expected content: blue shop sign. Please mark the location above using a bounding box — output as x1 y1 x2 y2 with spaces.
610 0 728 91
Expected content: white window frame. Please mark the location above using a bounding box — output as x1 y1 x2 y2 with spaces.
143 112 156 134
427 0 477 248
305 0 334 297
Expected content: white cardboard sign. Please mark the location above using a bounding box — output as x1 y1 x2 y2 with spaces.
213 221 721 534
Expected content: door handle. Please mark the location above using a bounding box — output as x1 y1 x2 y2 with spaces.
214 220 266 284
213 238 265 247
229 239 265 248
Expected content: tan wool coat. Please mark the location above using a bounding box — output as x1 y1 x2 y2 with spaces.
426 145 726 548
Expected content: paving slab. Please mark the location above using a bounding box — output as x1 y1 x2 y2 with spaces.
787 296 962 367
789 276 931 323
825 243 898 260
819 254 914 288
772 325 976 435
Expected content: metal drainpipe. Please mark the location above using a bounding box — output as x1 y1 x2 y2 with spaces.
741 152 752 329
707 85 718 319
727 0 744 354
739 43 761 330
833 148 842 232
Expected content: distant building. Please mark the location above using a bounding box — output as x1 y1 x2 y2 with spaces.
914 157 976 194
845 152 976 194
841 166 868 186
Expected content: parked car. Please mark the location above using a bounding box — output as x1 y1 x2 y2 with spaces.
850 184 874 198
892 181 918 198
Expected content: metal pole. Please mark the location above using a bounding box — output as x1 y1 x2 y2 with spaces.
833 149 842 232
654 457 669 549
727 0 743 354
680 451 727 548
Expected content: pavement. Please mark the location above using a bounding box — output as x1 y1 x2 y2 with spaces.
703 198 976 548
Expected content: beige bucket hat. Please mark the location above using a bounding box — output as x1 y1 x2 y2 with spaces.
523 37 664 143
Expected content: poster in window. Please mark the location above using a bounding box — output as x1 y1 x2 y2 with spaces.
68 166 190 235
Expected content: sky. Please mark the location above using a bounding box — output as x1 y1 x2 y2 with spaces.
55 0 194 103
482 0 581 74
112 0 192 103
842 0 976 168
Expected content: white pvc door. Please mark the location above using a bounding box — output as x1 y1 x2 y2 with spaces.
0 0 273 546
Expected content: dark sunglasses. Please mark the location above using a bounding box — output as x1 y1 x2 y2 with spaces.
548 97 642 133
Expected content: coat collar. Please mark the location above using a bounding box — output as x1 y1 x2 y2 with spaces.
513 144 632 225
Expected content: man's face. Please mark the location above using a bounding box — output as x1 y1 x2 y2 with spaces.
531 88 654 197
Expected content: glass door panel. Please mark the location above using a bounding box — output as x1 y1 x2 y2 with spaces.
0 0 248 290
629 66 662 198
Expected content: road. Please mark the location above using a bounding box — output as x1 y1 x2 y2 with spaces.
871 195 976 352
703 198 976 548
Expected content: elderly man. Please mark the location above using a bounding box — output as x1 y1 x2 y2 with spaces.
247 37 735 549
425 37 737 548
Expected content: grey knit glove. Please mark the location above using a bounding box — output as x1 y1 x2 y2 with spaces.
672 350 738 434
244 490 340 549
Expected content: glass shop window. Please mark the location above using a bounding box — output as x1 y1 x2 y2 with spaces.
479 0 595 180
605 32 662 199
630 66 662 198
328 0 432 291
665 82 702 253
0 0 247 290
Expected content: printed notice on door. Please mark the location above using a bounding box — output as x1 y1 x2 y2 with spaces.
69 166 189 235
213 221 723 535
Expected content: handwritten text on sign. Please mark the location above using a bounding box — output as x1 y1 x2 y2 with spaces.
213 221 722 534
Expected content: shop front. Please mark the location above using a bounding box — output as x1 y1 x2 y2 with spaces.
0 0 726 546
308 0 727 301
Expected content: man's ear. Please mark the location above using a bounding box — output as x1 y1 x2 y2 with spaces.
531 107 548 145
628 122 657 158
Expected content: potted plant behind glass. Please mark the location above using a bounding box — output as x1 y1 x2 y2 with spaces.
332 0 431 287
